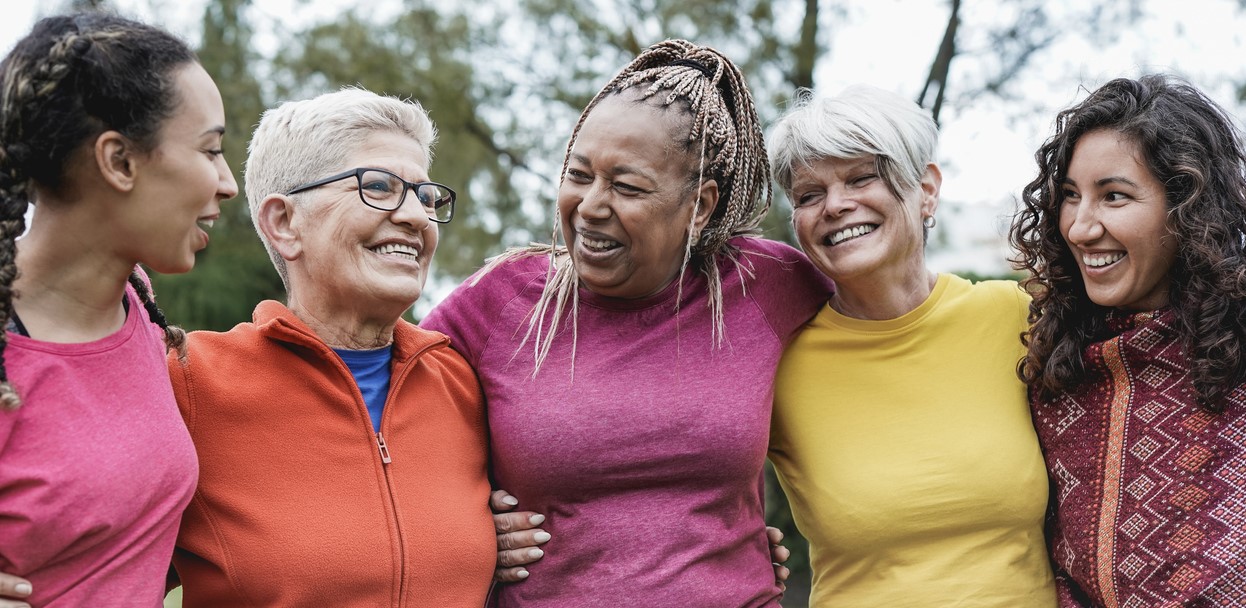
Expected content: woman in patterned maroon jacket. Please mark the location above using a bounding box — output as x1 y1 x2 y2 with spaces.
1011 74 1246 606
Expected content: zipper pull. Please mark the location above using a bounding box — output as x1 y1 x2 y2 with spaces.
376 431 392 464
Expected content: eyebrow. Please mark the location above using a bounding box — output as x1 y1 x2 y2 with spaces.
1061 175 1142 188
202 126 226 137
569 153 655 182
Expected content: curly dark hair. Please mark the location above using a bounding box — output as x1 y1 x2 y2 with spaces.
0 12 197 407
1010 74 1246 411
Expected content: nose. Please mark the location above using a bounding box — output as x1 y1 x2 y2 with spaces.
573 179 613 221
389 190 434 230
821 185 856 218
1062 201 1103 245
218 158 239 200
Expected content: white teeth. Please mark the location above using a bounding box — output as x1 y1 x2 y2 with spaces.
830 224 876 246
197 219 215 230
1083 252 1125 268
372 243 420 258
581 236 620 251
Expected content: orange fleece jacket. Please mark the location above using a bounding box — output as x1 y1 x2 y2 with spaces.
168 300 494 607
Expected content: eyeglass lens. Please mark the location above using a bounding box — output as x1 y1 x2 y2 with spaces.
358 169 453 222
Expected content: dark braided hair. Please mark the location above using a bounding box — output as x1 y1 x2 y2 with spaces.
1010 74 1246 412
477 39 770 372
0 13 197 408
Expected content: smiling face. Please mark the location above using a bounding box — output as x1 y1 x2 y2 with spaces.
125 62 237 274
1059 129 1176 311
290 130 439 313
558 95 715 299
789 155 936 285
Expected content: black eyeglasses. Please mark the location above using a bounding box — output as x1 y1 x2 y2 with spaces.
285 167 456 223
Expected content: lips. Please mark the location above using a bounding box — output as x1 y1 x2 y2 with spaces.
1082 251 1125 268
825 223 878 246
575 229 623 253
369 241 422 261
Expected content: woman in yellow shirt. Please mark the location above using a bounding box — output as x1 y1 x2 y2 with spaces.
765 86 1056 607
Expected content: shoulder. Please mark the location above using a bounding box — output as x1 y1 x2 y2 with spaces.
169 321 263 374
425 253 550 328
940 275 1029 328
730 236 809 267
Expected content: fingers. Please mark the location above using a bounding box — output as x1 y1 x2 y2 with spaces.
771 543 791 564
773 562 791 583
494 565 531 583
490 490 520 513
494 511 544 534
0 573 31 607
765 526 784 545
494 510 550 585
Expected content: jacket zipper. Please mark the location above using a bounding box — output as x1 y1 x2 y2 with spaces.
375 351 428 608
376 431 392 463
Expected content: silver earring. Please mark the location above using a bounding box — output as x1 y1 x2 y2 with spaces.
923 216 936 229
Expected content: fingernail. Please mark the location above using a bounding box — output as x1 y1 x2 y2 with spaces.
502 495 519 506
528 514 545 525
15 582 31 595
534 531 551 543
527 548 544 559
517 569 530 579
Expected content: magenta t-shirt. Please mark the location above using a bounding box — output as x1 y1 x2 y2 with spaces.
423 237 831 607
0 275 198 607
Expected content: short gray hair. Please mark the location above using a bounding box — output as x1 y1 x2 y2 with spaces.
245 87 437 288
768 85 937 201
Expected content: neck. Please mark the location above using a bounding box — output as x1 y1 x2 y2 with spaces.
12 202 134 342
831 264 937 321
285 294 400 350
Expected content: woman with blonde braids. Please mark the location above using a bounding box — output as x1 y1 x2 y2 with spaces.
423 39 830 606
0 12 236 607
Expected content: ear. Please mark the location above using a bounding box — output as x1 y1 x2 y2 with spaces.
919 163 942 218
94 130 138 193
692 179 719 234
256 194 304 262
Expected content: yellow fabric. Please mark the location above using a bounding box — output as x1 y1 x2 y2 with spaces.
770 274 1056 607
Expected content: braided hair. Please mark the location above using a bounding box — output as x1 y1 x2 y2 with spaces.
479 39 770 373
0 13 196 408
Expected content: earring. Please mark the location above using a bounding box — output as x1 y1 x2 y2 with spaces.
922 216 936 229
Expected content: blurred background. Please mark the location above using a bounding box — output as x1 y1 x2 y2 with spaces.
6 0 1246 605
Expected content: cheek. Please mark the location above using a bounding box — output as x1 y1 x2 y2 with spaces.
423 226 440 260
792 211 819 248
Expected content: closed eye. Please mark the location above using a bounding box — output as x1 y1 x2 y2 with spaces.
853 175 877 187
613 181 645 195
793 191 822 208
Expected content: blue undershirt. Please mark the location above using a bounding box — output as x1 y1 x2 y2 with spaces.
334 345 393 433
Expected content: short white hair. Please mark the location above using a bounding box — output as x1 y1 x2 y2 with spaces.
768 85 938 200
245 87 437 288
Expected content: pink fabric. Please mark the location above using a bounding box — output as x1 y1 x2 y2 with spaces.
1034 309 1246 607
423 237 832 608
0 277 197 607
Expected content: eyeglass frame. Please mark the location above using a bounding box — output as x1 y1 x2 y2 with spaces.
284 167 456 224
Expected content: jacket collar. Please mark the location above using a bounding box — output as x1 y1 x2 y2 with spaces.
251 300 448 363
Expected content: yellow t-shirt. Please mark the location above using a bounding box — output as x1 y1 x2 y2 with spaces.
770 274 1056 607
